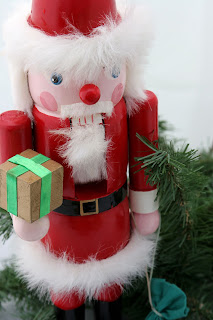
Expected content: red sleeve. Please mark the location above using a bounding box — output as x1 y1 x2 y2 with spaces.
0 110 32 164
128 90 158 192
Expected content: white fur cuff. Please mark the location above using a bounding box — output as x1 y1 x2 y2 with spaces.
129 189 159 214
14 231 156 300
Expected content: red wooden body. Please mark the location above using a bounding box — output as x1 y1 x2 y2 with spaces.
44 198 130 263
33 98 129 262
0 93 158 264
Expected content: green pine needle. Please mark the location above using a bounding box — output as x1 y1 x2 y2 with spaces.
0 208 13 243
0 264 55 320
129 135 213 320
134 136 208 225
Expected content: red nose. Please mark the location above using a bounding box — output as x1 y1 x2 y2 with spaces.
79 84 101 105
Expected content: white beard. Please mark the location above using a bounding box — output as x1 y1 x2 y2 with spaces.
52 114 110 184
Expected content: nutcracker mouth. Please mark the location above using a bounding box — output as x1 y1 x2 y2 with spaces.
71 114 103 127
60 101 113 120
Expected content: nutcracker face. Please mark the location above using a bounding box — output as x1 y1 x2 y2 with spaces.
28 64 126 119
28 63 127 184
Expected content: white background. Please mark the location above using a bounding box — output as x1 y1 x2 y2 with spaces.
0 0 213 318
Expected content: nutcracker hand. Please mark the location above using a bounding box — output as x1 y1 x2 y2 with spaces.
131 210 160 236
11 214 50 241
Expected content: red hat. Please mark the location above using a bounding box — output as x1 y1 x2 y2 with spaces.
28 0 120 36
3 1 153 116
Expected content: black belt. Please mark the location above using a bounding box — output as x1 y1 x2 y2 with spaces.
54 182 127 216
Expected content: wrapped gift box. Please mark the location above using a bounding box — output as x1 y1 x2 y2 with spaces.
0 149 63 223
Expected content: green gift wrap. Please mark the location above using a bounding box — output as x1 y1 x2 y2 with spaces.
0 149 63 223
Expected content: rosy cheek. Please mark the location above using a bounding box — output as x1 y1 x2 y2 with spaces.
111 83 124 105
40 92 58 112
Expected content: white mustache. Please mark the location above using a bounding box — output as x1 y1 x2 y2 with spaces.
60 101 114 120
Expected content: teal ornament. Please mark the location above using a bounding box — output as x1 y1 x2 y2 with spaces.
146 279 190 320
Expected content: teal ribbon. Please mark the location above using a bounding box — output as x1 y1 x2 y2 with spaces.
7 154 52 218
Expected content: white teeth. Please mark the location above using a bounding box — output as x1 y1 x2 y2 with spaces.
72 117 79 126
93 114 102 124
79 117 84 125
84 116 92 124
71 114 103 127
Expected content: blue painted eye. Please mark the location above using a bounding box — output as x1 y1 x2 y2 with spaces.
51 73 63 85
112 66 120 79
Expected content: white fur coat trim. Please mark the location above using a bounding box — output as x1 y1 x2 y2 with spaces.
15 231 156 300
3 2 153 116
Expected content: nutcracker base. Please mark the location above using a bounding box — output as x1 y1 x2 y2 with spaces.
55 299 124 320
15 231 156 300
51 283 122 311
93 297 122 320
55 304 85 320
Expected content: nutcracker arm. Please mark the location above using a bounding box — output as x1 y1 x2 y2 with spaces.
0 110 32 164
11 214 50 242
128 91 160 235
0 110 50 241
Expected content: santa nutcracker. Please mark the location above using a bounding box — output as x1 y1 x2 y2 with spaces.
0 0 160 319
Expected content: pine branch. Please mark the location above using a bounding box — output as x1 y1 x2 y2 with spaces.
159 119 174 135
134 137 207 226
132 135 213 319
0 264 55 320
0 208 13 243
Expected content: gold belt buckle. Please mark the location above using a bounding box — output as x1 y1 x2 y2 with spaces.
80 199 99 216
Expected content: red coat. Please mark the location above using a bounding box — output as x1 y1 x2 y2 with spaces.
32 98 130 263
33 93 157 263
0 92 158 264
